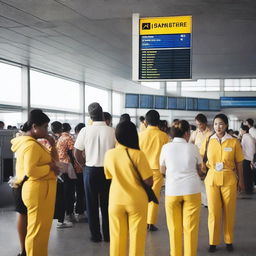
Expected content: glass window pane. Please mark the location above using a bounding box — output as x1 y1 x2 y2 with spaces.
31 70 80 111
0 62 22 104
85 86 109 112
0 111 22 128
112 92 122 115
240 79 250 87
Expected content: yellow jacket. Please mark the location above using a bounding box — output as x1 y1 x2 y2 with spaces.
11 136 56 184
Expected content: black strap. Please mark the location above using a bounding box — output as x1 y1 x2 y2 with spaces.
203 134 213 163
125 148 144 183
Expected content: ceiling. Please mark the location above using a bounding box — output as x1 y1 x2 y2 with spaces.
0 0 256 91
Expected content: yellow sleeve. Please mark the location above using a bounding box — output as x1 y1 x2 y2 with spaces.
104 151 112 179
200 137 207 157
235 140 244 163
136 151 153 180
24 144 51 179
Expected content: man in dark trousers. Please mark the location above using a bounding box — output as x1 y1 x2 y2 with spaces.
74 103 115 242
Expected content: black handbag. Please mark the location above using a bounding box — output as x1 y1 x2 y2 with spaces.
125 149 159 204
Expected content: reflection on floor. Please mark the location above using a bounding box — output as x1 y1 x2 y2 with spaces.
0 193 256 256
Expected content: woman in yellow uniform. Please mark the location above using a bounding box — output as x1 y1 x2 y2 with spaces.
11 109 59 256
200 113 244 253
160 120 203 256
104 121 153 256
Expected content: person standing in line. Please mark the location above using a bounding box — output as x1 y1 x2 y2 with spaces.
74 102 115 242
200 113 244 253
104 121 153 256
240 124 255 194
160 120 203 256
103 112 113 127
11 109 59 256
189 113 212 207
245 118 256 139
139 110 169 231
139 116 147 132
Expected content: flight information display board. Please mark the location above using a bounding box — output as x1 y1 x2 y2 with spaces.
186 98 198 111
220 97 256 108
125 94 139 108
137 16 192 80
139 94 154 109
154 95 167 109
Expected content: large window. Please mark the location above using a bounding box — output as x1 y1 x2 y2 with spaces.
85 85 109 112
181 79 220 91
112 92 122 115
0 62 22 104
30 70 80 111
166 82 177 93
0 111 22 128
224 79 256 91
141 82 161 90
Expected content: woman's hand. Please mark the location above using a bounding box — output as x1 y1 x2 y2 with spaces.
45 134 55 147
49 162 60 176
238 179 245 192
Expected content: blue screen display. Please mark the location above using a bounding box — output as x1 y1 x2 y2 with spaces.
177 97 186 110
125 94 139 108
140 94 154 109
221 97 256 108
154 96 167 109
209 99 220 111
186 98 198 110
168 97 177 109
198 99 209 110
140 34 191 49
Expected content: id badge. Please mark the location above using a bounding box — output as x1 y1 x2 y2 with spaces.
215 162 224 172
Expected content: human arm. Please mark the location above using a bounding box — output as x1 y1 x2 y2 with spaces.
74 148 85 168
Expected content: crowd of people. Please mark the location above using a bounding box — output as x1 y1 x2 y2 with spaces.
7 104 256 256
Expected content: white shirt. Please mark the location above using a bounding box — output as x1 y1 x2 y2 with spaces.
160 137 202 196
210 132 233 143
249 127 256 140
241 133 255 161
74 121 115 167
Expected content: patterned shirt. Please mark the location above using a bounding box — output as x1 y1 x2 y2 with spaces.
56 132 74 163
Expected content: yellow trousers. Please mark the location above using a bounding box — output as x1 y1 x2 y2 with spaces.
165 193 201 256
22 180 56 256
206 183 237 245
109 201 148 256
147 169 163 224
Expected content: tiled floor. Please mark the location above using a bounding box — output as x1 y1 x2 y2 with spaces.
0 193 256 256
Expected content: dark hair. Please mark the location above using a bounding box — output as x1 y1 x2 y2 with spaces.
158 120 168 133
213 113 229 131
51 121 62 134
195 113 207 124
190 124 196 131
139 116 145 122
233 131 239 136
103 112 112 121
241 124 249 133
62 123 71 132
120 113 131 123
246 118 254 127
145 110 160 126
171 120 190 138
115 121 139 149
88 102 103 121
21 109 50 132
75 123 85 134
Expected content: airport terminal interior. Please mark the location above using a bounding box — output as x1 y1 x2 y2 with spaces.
0 0 256 255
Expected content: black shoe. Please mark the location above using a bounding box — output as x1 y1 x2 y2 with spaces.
148 224 158 231
208 245 216 253
226 244 234 252
17 252 26 256
90 237 102 243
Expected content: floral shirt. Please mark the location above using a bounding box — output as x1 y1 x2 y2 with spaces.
56 132 74 164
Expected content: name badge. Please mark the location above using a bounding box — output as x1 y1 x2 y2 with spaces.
215 162 224 172
224 147 232 152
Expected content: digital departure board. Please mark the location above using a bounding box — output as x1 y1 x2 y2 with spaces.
132 15 192 81
154 96 167 109
139 94 154 109
125 94 139 108
221 97 256 108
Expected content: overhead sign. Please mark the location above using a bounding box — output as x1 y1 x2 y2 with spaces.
132 14 192 81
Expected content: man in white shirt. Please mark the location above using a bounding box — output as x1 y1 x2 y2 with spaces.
74 102 115 242
240 124 255 194
245 118 256 140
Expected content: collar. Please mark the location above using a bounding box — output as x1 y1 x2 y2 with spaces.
116 143 128 149
147 126 160 131
211 132 233 143
92 121 107 126
172 137 187 143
